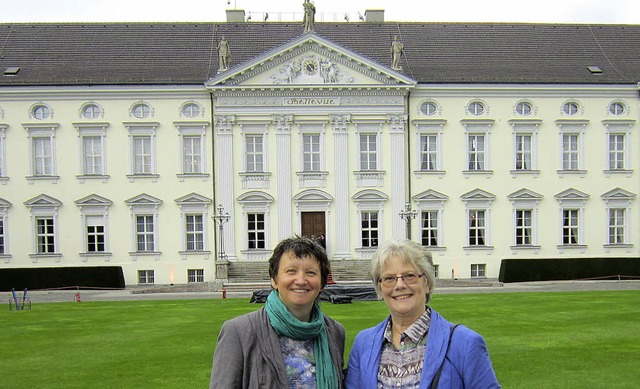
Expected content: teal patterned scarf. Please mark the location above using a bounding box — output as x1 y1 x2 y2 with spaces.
265 289 338 389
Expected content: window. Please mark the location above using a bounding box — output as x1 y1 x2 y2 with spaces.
361 211 379 248
188 269 205 283
181 102 201 118
86 215 106 253
420 134 438 171
461 189 495 250
175 124 207 177
557 121 587 174
555 188 588 249
25 194 61 258
471 264 486 278
608 102 625 116
133 137 152 174
126 194 161 254
83 136 104 174
508 188 542 249
303 134 321 171
562 209 579 245
36 218 55 254
515 209 532 245
0 198 9 256
515 134 532 170
136 215 154 252
468 210 486 246
511 122 541 173
608 134 625 170
32 104 51 120
420 101 438 116
82 103 102 119
608 208 625 245
247 213 266 249
245 135 264 172
359 134 378 171
33 137 53 175
238 191 273 257
176 193 211 253
420 210 439 247
515 101 533 116
468 135 485 170
604 122 632 173
183 136 202 173
562 134 579 170
467 101 485 116
131 102 151 119
0 218 4 255
0 125 6 178
602 188 635 247
126 125 158 177
562 101 579 115
185 214 204 251
138 270 155 285
25 124 60 178
75 194 112 256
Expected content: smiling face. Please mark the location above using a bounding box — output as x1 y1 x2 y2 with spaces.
270 250 323 322
379 254 428 324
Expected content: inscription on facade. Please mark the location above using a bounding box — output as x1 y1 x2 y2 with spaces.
283 97 340 106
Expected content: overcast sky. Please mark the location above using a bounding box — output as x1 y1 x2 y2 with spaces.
1 0 639 24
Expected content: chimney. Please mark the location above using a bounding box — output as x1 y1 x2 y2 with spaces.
226 9 246 22
365 9 384 22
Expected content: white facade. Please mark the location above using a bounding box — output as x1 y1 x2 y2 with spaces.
0 86 215 285
0 34 638 286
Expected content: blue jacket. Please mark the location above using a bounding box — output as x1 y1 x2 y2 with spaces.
345 309 500 388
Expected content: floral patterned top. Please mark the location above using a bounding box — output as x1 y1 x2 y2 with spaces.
377 308 431 388
279 336 317 388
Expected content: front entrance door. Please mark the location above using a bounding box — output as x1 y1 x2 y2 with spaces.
301 211 326 248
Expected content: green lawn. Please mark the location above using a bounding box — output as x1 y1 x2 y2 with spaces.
2 290 639 388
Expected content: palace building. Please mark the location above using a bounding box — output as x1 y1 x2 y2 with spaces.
1 8 640 286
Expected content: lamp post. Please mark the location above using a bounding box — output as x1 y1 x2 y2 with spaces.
213 204 230 261
399 202 417 240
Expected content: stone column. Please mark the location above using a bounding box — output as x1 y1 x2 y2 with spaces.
274 115 293 239
330 114 351 259
388 114 408 240
214 115 236 271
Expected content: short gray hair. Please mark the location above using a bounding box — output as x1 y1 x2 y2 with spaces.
370 239 436 302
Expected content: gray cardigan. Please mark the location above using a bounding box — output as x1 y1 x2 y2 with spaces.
210 306 346 388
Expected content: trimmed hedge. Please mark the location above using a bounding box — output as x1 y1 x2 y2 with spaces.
0 266 125 291
499 257 640 283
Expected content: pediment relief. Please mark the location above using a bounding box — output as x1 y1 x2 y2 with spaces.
24 194 61 207
554 188 589 200
74 194 113 206
206 34 415 89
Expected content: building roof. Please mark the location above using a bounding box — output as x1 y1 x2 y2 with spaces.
1 22 640 86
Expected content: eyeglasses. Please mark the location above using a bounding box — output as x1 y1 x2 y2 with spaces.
378 272 425 287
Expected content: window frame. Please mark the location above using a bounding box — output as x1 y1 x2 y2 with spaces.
470 264 487 278
125 194 162 255
131 102 152 119
25 194 62 260
75 124 109 179
175 123 208 176
556 121 588 175
555 189 589 250
603 122 633 174
75 194 112 258
31 103 52 120
601 188 635 248
25 125 59 180
81 103 103 119
125 123 159 179
0 124 6 179
420 101 438 116
138 270 155 285
180 102 202 118
187 268 205 283
176 193 211 254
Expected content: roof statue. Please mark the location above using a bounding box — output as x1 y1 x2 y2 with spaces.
391 36 404 71
217 36 231 72
303 0 316 33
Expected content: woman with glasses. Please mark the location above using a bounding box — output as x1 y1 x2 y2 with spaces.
345 240 500 388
